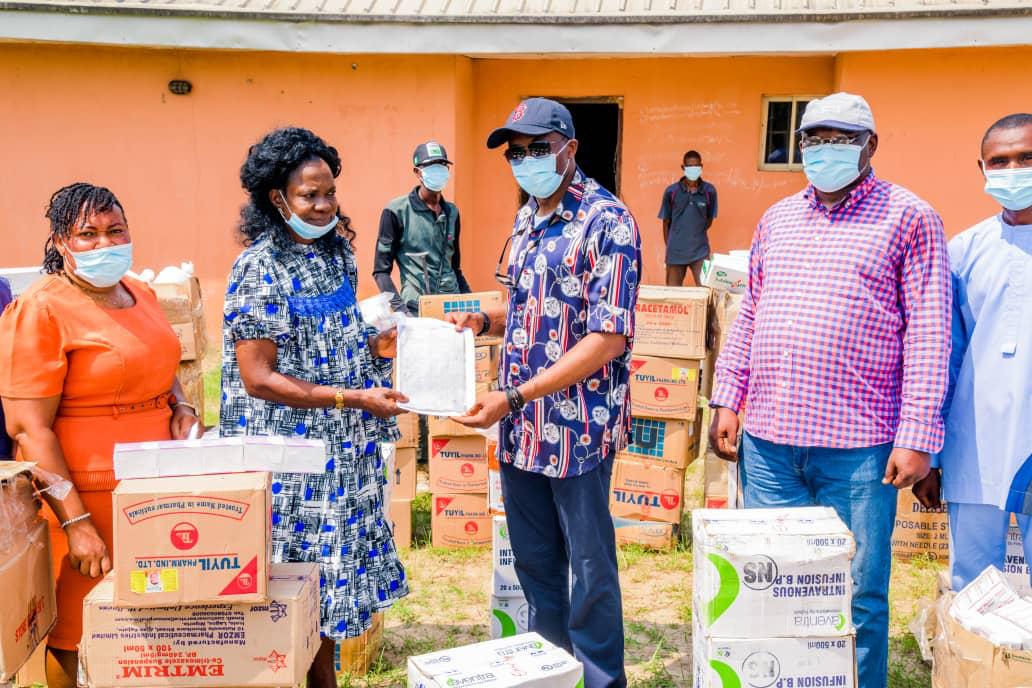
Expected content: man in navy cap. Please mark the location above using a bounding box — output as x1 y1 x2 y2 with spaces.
373 140 471 315
450 97 642 688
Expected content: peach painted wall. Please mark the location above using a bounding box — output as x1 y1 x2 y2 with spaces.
3 42 1029 340
0 43 472 337
463 56 833 287
835 46 1032 235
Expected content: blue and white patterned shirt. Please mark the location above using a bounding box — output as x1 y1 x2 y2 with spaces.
499 170 642 478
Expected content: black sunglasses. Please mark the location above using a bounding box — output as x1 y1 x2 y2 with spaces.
503 140 560 164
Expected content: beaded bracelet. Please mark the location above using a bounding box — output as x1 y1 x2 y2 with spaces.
60 512 92 529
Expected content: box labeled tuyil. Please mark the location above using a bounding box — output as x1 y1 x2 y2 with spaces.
112 472 271 607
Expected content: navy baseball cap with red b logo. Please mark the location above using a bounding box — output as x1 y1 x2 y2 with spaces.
486 97 576 149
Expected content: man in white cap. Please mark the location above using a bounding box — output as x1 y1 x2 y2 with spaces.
709 92 951 688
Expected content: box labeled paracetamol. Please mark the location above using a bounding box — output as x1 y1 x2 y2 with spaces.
490 596 529 639
431 494 491 548
81 563 319 688
693 507 854 638
113 472 271 607
693 631 856 688
492 516 522 598
408 633 582 688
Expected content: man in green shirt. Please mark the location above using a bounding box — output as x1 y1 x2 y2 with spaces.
373 141 471 315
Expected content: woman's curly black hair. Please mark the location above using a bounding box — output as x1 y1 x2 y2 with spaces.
238 127 355 247
42 183 125 274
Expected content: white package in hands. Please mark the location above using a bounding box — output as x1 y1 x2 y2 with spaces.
395 317 475 417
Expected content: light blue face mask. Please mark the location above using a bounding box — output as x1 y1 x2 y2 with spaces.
68 243 133 288
683 165 703 181
278 191 338 240
983 166 1032 212
802 143 865 193
511 140 571 200
420 164 451 192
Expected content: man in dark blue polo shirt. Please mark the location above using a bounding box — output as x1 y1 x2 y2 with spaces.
659 150 718 286
450 98 642 688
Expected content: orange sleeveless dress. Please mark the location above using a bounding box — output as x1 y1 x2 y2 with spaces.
0 275 181 650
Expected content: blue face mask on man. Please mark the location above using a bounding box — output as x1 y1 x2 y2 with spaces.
420 164 451 192
982 166 1032 212
802 142 867 193
68 243 134 288
278 191 339 240
683 165 703 181
511 140 571 200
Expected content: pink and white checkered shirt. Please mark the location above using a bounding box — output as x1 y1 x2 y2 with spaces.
711 173 951 453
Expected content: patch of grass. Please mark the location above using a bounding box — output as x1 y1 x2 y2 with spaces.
411 492 431 547
202 364 221 428
628 641 678 688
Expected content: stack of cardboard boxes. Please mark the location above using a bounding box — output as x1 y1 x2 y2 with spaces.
79 438 327 688
387 419 419 549
891 487 950 563
700 290 744 510
419 292 504 550
0 464 57 684
612 286 710 548
692 507 858 688
153 275 208 421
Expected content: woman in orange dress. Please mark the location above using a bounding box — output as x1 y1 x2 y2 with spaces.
0 183 201 688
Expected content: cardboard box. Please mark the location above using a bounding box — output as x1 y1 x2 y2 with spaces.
693 631 856 688
632 286 709 360
490 596 529 639
112 472 271 607
613 517 677 551
13 644 46 688
628 355 700 420
390 499 413 549
171 321 202 361
693 507 854 638
609 459 685 525
476 344 500 383
153 277 203 324
432 494 491 548
703 450 730 509
892 487 950 563
618 416 697 471
1005 526 1032 594
334 612 384 677
391 447 417 501
408 633 582 688
113 437 326 480
80 563 320 688
932 592 1032 688
700 253 749 295
0 464 56 683
418 290 505 324
395 412 421 449
492 516 522 598
177 359 206 425
429 436 488 493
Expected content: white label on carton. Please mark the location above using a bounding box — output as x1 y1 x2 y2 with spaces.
694 633 856 688
408 633 582 688
492 517 522 598
693 507 855 638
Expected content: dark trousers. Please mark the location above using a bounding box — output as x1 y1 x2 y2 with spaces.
499 459 626 688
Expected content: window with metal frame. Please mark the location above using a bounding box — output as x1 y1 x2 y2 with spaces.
759 96 823 171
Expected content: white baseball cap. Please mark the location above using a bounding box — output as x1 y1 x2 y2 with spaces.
797 92 876 134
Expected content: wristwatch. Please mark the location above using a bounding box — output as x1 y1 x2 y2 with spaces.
477 311 491 337
504 386 526 414
335 389 346 411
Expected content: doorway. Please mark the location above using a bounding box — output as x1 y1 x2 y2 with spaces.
559 99 622 196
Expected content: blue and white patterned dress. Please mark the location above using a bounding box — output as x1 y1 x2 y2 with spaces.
219 231 408 640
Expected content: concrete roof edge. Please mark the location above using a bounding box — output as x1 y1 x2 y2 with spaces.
1 1 1031 24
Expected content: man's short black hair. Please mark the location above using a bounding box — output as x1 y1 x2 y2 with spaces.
683 150 702 163
981 113 1032 153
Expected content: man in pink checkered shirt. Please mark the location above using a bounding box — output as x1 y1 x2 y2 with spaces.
709 92 951 688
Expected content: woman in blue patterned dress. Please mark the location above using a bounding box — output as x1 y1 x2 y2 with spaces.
219 127 409 688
